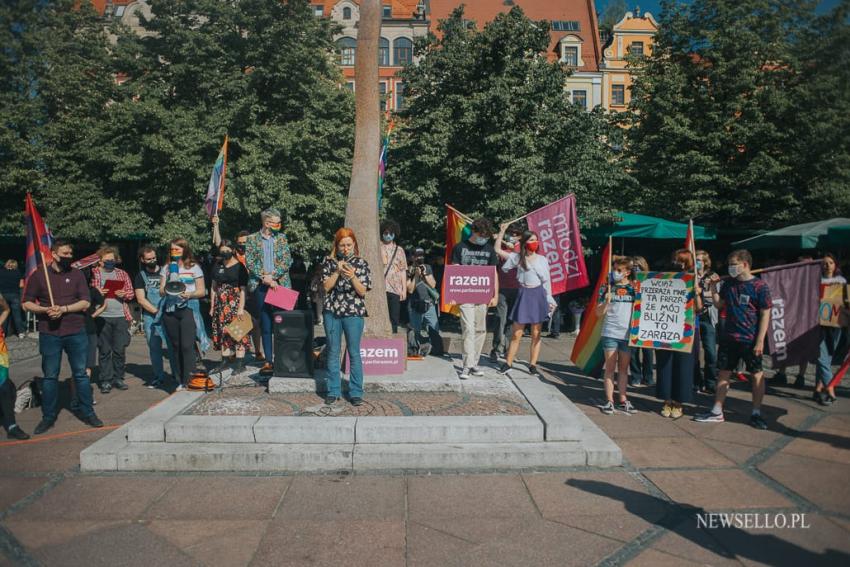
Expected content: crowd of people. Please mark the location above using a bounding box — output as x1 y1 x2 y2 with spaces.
0 209 846 439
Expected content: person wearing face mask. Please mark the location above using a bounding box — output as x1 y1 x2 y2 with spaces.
628 256 654 388
694 250 719 394
245 208 292 375
595 257 638 414
134 246 177 389
813 252 846 406
490 225 522 362
655 250 703 419
230 229 265 362
696 249 772 429
494 225 556 375
90 246 135 393
322 228 372 406
380 220 408 334
210 240 250 372
450 218 500 380
23 240 103 434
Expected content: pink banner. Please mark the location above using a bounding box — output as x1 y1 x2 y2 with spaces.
265 286 299 311
345 338 407 376
443 265 496 305
526 194 589 295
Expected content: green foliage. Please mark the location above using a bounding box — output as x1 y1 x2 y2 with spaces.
599 0 628 36
385 7 632 247
0 0 354 255
625 0 850 229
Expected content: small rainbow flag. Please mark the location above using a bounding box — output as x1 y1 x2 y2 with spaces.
570 241 612 374
440 205 472 315
0 331 9 385
377 120 394 211
204 136 228 218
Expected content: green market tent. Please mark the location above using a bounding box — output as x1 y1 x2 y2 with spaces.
824 225 850 248
586 212 717 240
732 218 850 250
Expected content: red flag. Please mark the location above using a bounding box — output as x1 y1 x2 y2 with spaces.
684 219 696 257
24 193 54 283
526 194 589 295
829 351 850 389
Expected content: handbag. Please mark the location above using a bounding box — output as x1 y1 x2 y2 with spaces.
225 313 253 342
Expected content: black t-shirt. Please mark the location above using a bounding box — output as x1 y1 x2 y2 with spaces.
451 240 498 267
85 287 105 335
0 268 21 295
411 264 436 305
212 262 248 287
134 268 161 293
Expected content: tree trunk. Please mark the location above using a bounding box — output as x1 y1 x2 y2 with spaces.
345 0 392 338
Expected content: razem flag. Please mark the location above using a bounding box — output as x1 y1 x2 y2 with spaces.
24 193 54 283
760 261 822 367
525 194 589 295
204 136 228 218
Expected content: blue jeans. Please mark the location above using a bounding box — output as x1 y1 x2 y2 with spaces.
816 326 841 388
323 312 365 399
408 303 442 352
39 330 94 422
254 285 276 364
697 318 718 390
629 347 654 385
143 313 177 382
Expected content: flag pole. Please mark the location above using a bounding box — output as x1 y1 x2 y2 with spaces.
445 203 473 222
41 250 55 307
607 235 613 302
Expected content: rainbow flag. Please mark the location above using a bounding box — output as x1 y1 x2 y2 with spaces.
204 136 228 218
377 120 394 211
570 241 612 374
24 193 53 284
440 205 472 315
0 332 8 385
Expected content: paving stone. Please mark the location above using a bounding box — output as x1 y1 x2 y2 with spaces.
1 435 109 474
644 469 792 511
276 476 405 521
620 436 736 469
407 475 537 521
702 439 763 465
7 476 174 521
147 520 266 567
583 409 691 439
406 520 477 567
650 517 742 567
252 519 405 566
758 453 850 516
0 477 49 512
780 426 850 465
143 476 290 520
625 548 708 567
2 519 130 551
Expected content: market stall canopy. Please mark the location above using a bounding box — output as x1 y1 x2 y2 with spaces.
824 225 850 248
732 218 850 250
586 212 717 240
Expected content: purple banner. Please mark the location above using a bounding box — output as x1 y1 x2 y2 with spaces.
760 263 821 367
443 265 496 305
345 338 406 376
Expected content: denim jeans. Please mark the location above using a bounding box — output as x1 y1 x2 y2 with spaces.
697 318 718 390
323 312 365 399
1 293 24 336
492 289 517 354
629 347 654 385
816 326 841 388
39 330 94 422
143 313 177 382
408 303 443 355
254 285 276 364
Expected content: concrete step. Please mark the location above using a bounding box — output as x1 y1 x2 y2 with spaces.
355 416 544 444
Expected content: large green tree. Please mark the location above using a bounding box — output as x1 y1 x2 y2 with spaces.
625 0 849 228
384 7 632 247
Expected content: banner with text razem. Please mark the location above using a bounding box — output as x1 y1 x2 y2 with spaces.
760 262 821 367
526 194 589 295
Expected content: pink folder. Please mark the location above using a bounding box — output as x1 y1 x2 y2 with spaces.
264 286 299 311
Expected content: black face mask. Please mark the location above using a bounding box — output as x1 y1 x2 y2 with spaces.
57 257 73 271
336 252 353 261
143 260 158 270
220 251 234 261
234 244 245 253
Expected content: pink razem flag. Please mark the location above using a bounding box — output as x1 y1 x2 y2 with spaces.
204 136 228 218
526 194 590 295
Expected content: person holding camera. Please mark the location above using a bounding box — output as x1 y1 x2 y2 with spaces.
322 228 372 406
406 248 444 357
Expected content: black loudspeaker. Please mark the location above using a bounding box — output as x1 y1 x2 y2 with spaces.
273 309 315 378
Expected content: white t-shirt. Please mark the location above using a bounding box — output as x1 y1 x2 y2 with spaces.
160 263 204 294
502 253 555 305
600 283 636 340
822 275 847 285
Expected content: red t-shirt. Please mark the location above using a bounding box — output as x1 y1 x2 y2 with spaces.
23 267 89 336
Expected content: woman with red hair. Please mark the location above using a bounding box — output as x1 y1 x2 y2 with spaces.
321 228 372 406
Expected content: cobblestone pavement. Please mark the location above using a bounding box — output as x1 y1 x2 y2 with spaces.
187 390 533 417
0 333 848 566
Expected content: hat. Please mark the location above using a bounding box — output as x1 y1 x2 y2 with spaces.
413 247 425 256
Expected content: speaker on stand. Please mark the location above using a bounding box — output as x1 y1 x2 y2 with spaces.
272 309 314 378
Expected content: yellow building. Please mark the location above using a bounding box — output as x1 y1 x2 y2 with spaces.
601 10 658 111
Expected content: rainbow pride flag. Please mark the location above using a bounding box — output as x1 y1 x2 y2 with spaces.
570 241 612 374
377 120 394 211
204 136 228 218
440 205 472 315
0 332 9 385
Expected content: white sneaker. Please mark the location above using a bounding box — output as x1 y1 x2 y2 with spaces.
175 385 186 392
470 367 484 377
459 368 471 380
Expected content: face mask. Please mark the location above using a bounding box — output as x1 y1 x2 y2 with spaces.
235 244 246 253
471 235 488 246
268 223 281 234
728 264 743 279
382 233 395 243
103 260 116 271
696 260 704 271
525 241 539 253
507 236 518 244
171 255 182 262
220 251 233 261
57 257 73 271
337 251 353 261
144 260 158 270
611 271 624 283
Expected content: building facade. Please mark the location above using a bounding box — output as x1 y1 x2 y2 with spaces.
600 10 658 111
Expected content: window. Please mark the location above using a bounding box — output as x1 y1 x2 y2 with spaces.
114 5 125 17
551 21 580 32
572 90 587 109
336 37 356 66
611 84 625 106
379 82 387 111
563 46 578 66
629 41 644 57
346 81 355 91
395 82 405 111
378 37 390 66
343 6 352 20
312 5 324 17
383 5 392 18
393 37 413 66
